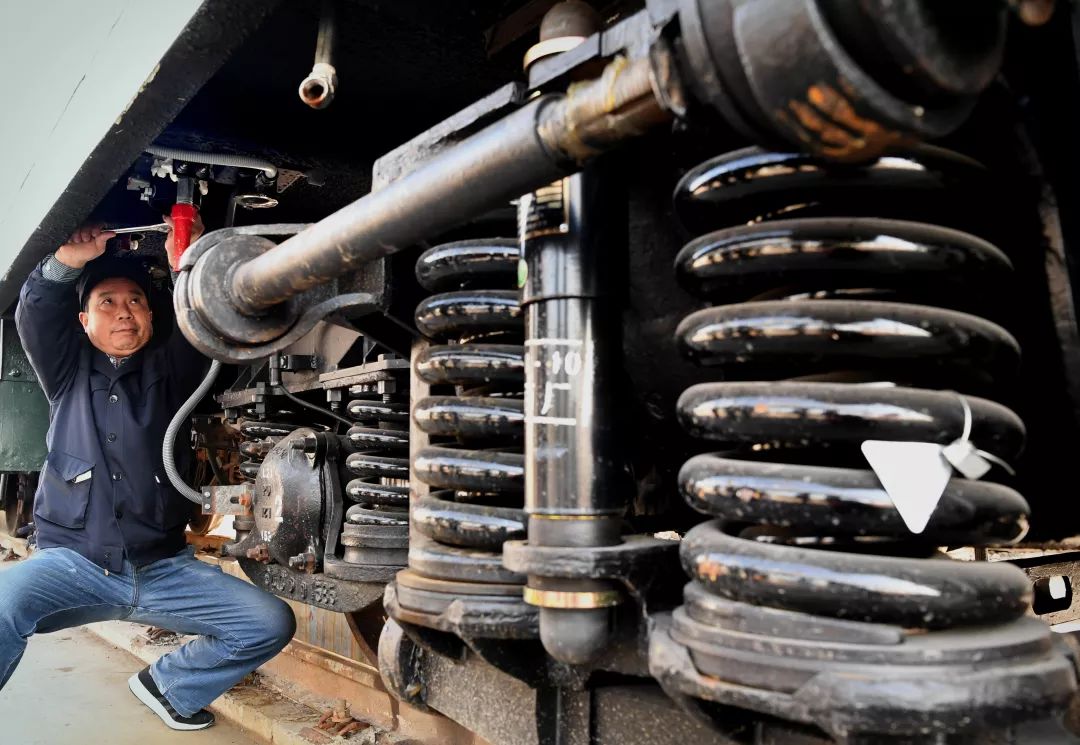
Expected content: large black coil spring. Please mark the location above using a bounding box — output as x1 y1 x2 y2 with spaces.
341 379 410 563
408 238 527 588
670 145 1036 638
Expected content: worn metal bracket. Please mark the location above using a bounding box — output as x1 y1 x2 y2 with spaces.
200 484 253 516
237 558 385 613
174 224 386 364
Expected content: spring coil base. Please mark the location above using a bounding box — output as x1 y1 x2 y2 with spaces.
648 147 1075 740
391 238 535 639
340 377 410 569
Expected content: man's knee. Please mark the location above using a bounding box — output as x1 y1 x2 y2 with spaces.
258 596 296 653
0 572 37 637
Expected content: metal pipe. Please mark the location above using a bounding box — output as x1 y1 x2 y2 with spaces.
145 145 278 178
299 0 338 109
230 53 669 316
162 360 222 504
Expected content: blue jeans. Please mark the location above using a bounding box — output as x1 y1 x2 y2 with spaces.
0 546 295 717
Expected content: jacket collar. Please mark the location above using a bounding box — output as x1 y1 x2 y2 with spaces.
91 348 144 379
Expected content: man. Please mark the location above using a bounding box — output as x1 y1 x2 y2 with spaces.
0 222 296 731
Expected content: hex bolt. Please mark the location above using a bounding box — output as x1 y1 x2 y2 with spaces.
288 552 316 572
245 544 271 563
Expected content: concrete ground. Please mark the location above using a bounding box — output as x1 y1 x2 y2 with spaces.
0 627 263 745
0 557 263 745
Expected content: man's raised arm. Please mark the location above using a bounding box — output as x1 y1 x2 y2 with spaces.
14 226 114 401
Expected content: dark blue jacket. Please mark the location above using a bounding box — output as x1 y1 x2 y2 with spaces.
15 262 210 574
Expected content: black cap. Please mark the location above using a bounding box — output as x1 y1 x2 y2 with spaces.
76 255 153 311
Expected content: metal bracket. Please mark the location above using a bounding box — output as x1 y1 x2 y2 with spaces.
200 484 254 516
174 224 386 364
280 354 319 372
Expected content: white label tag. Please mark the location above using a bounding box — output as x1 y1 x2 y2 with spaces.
941 439 992 480
73 470 92 484
861 440 952 534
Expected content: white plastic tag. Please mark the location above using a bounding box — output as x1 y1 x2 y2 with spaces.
861 440 952 534
73 470 92 484
942 439 992 480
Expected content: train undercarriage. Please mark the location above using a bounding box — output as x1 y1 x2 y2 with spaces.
6 0 1080 742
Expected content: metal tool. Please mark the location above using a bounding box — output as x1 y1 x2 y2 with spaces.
107 222 171 235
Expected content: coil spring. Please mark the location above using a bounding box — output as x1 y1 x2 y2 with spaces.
671 146 1033 631
409 238 527 586
343 380 410 532
239 420 300 482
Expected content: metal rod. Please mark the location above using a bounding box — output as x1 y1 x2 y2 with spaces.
107 222 170 234
232 54 668 316
299 0 338 108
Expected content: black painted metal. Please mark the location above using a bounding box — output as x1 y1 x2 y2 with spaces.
676 0 1006 161
398 236 533 633
229 100 567 314
238 558 384 612
649 145 1076 739
379 614 774 745
338 362 410 573
520 171 623 519
238 420 297 482
410 237 527 578
516 170 622 664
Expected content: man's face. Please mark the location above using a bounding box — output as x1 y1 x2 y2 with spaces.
78 277 153 357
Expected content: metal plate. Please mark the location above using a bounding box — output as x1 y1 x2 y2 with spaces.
0 321 47 472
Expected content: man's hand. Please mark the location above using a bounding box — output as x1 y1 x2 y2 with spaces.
54 225 115 270
163 211 205 268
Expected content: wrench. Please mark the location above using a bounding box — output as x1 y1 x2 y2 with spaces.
106 222 171 235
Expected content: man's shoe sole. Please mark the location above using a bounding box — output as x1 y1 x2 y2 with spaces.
127 672 214 731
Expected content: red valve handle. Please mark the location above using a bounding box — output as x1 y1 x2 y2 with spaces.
169 202 199 271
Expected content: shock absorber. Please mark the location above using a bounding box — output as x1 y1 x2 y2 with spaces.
516 169 624 664
339 371 410 570
648 146 1076 740
389 236 533 638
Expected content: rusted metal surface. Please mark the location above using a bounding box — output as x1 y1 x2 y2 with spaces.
649 609 1075 743
200 484 253 516
299 0 338 110
319 357 409 390
313 700 367 738
1012 0 1057 26
677 0 1006 162
211 556 486 745
1010 551 1080 625
536 54 671 164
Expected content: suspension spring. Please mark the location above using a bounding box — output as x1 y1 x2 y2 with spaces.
340 374 410 566
649 146 1076 739
394 237 530 629
238 421 299 482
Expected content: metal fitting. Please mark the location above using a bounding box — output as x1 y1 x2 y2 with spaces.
299 62 337 109
288 551 317 573
299 0 337 109
245 544 271 563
